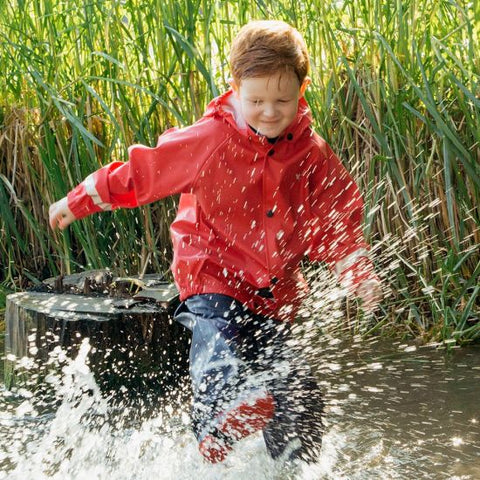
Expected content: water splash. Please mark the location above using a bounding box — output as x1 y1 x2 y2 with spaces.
0 338 328 479
2 301 480 479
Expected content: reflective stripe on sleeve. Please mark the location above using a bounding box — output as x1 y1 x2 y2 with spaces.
84 173 113 211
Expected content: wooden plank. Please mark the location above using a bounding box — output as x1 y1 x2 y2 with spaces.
7 292 162 320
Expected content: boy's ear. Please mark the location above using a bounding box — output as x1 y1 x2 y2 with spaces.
299 77 311 97
228 78 239 94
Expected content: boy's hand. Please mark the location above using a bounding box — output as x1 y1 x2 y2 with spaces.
355 279 383 313
49 196 76 230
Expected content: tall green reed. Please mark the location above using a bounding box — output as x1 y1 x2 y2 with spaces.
0 0 478 343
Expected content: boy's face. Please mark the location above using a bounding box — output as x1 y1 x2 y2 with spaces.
231 71 309 139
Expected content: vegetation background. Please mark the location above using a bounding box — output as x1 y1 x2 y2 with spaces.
0 0 478 343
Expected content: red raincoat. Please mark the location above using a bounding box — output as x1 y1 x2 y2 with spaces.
67 90 373 319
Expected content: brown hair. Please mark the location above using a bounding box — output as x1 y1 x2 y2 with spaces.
229 20 310 85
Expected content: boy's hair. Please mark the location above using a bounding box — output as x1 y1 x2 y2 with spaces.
229 20 310 85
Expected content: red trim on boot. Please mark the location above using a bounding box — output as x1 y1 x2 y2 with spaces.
220 394 275 440
199 433 232 464
198 394 275 463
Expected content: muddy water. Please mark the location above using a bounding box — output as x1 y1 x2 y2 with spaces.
316 336 480 479
0 330 479 479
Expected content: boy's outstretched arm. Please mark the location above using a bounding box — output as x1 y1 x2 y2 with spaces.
49 196 76 230
47 121 212 232
308 141 383 313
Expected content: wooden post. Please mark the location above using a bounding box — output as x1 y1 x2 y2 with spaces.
4 272 191 413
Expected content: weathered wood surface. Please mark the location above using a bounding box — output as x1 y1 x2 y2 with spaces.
4 272 190 411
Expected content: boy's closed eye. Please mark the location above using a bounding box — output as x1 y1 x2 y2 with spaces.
248 99 293 105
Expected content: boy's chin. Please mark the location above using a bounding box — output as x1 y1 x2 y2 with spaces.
256 125 284 138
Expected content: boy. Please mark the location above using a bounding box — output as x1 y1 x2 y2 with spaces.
49 20 381 464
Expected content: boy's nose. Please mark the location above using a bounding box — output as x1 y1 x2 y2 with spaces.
263 104 277 117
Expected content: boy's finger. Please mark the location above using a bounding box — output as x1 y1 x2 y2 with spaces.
49 211 59 230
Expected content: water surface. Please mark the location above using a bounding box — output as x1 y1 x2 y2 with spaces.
1 329 479 479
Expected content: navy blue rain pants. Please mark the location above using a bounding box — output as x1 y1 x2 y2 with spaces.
174 293 324 462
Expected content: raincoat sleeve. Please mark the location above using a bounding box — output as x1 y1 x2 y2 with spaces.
308 141 377 291
66 122 211 220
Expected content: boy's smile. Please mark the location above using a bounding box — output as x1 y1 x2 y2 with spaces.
232 71 309 139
